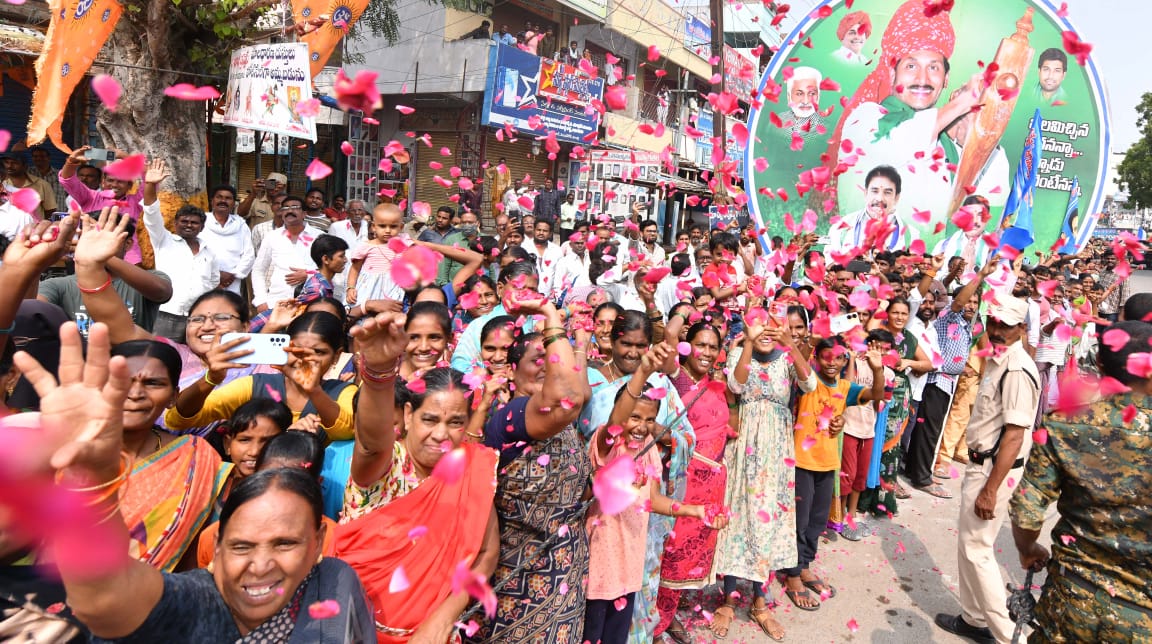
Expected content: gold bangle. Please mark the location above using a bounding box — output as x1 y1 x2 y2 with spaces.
464 430 483 439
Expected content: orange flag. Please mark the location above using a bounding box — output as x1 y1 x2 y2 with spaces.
27 0 124 151
293 0 370 79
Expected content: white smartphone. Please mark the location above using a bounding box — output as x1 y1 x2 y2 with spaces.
221 333 290 365
829 312 860 335
84 148 116 162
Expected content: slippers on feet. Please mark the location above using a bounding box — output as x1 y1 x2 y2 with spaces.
918 483 953 499
784 587 821 611
750 605 786 641
803 577 837 599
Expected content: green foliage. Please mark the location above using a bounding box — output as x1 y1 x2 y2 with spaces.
1117 92 1152 210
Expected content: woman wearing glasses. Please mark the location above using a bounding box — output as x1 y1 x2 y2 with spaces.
69 206 260 439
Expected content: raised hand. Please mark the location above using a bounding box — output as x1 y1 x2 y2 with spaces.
283 347 322 394
14 322 129 480
203 335 254 384
73 206 129 267
350 311 408 369
639 342 672 375
3 214 79 273
144 158 170 185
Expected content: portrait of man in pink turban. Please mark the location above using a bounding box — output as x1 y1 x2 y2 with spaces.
825 0 983 242
833 11 872 65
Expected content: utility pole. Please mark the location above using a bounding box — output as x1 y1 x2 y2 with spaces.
709 0 731 205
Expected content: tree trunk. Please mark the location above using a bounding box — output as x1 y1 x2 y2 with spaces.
95 13 211 268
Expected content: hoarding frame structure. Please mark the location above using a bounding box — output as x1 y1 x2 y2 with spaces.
742 0 1112 254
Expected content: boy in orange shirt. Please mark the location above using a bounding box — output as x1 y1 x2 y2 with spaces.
784 336 885 611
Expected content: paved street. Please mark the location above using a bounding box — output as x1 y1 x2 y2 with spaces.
672 470 1058 643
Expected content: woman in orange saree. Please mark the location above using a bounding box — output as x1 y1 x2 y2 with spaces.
110 340 231 572
334 314 500 643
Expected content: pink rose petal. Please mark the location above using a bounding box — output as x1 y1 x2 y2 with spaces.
431 446 467 484
8 188 40 215
91 74 121 111
164 83 221 101
307 599 341 619
390 244 442 289
306 158 333 181
593 454 639 515
294 98 320 118
389 565 411 593
103 154 146 181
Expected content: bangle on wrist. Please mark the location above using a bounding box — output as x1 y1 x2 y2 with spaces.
202 372 221 387
543 333 567 349
359 355 399 384
464 430 483 439
78 273 113 294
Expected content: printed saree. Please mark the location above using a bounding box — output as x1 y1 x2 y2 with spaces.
121 435 231 572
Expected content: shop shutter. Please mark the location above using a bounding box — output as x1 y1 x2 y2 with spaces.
483 134 551 226
412 132 455 211
236 153 285 200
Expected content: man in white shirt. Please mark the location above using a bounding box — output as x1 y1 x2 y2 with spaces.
558 191 580 243
328 198 370 250
141 160 219 343
521 219 563 298
252 195 323 312
199 185 255 295
933 195 995 280
327 198 370 301
656 253 693 317
826 165 913 259
0 199 37 251
552 230 592 302
639 219 665 267
830 6 979 242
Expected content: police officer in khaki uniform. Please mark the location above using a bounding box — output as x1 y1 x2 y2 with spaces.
238 171 287 228
936 294 1039 644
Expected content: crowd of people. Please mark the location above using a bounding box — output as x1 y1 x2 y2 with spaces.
0 151 1149 644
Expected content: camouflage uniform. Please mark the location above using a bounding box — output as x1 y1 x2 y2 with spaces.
1010 392 1152 643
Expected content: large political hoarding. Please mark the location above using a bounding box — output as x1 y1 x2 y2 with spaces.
482 44 605 144
220 43 317 142
743 0 1109 255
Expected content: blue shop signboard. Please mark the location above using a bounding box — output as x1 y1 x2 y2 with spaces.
482 44 605 144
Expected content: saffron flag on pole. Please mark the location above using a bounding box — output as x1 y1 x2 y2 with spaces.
292 0 370 79
998 109 1043 256
27 0 124 151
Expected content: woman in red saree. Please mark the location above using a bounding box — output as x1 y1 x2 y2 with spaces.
334 313 500 643
655 322 735 642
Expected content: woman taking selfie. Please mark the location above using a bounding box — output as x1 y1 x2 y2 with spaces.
10 322 373 642
165 312 357 441
70 209 259 436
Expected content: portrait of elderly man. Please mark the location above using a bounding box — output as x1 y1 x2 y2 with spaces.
779 66 827 143
832 11 872 65
825 0 984 239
